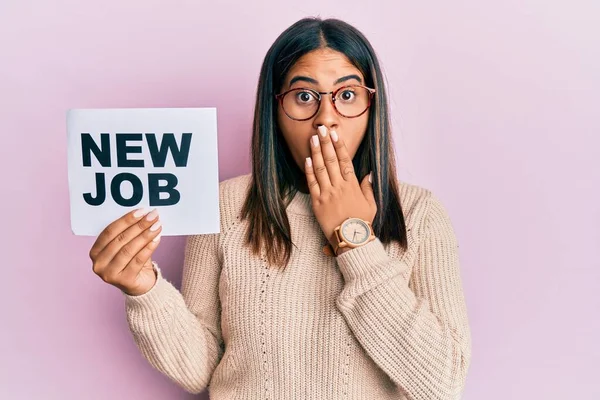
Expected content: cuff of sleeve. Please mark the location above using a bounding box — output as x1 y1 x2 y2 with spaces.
336 238 407 294
123 261 176 314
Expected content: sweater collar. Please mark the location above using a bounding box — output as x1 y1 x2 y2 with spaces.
285 190 314 216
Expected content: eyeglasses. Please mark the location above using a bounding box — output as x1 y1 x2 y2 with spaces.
275 84 376 121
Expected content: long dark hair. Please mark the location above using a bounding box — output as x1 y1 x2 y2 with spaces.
241 17 408 268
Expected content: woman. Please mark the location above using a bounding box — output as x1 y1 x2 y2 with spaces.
89 17 471 400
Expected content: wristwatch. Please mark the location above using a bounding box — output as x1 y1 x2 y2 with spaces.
327 217 376 256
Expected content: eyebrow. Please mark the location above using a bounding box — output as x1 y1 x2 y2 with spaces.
288 74 363 87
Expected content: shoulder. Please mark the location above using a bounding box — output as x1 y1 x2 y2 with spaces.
218 172 252 199
396 179 456 242
396 179 432 229
217 172 252 232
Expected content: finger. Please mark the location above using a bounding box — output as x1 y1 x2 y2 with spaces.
105 213 162 276
98 222 162 282
119 239 159 283
360 171 376 206
330 130 358 184
310 133 331 189
317 125 342 185
304 156 320 197
90 207 153 261
93 209 161 275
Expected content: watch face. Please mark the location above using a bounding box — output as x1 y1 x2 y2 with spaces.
341 218 370 245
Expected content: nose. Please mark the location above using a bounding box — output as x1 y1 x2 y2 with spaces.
312 93 339 131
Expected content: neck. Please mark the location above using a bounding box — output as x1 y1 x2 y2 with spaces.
287 161 310 194
296 180 309 194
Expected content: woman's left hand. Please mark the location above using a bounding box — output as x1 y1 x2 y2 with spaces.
304 125 377 248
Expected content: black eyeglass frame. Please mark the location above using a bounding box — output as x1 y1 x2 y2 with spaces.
274 84 377 121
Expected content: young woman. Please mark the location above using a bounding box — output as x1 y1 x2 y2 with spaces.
90 17 471 400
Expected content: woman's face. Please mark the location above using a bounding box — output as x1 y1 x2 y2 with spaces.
277 48 370 173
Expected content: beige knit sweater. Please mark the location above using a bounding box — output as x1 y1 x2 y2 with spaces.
123 173 471 400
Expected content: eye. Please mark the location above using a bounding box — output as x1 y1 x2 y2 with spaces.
338 89 356 102
295 91 316 104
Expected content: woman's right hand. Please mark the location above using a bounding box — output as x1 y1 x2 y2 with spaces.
90 208 163 296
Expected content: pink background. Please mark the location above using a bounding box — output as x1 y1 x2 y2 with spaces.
2 1 598 399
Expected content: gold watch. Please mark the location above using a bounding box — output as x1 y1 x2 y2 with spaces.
329 217 376 256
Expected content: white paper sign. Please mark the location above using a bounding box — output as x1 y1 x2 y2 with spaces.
67 108 220 236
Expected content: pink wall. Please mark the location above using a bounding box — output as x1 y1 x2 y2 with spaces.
2 1 598 399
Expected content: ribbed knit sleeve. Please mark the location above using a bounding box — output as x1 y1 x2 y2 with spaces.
123 233 223 394
334 192 471 400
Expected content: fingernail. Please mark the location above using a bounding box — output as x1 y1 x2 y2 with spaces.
318 125 327 137
152 232 162 242
306 157 312 167
330 130 338 142
311 135 319 147
133 207 152 218
369 172 372 183
150 220 162 231
146 208 159 221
